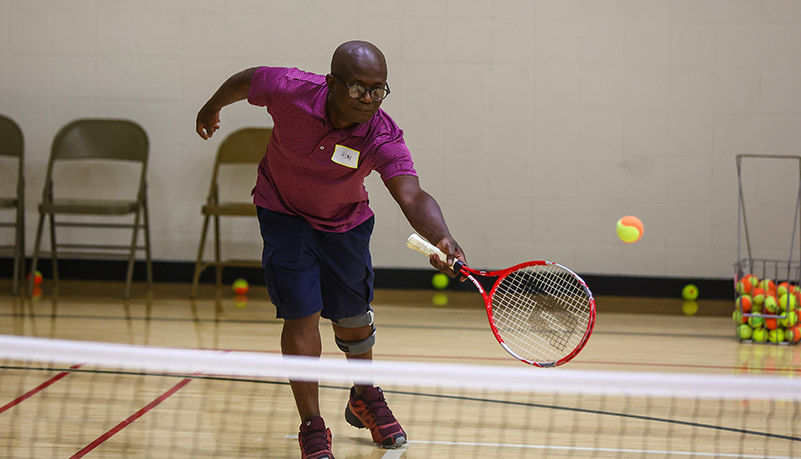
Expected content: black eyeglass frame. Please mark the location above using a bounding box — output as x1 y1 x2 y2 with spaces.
330 73 391 102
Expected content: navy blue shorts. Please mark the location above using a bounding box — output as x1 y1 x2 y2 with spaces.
257 207 374 321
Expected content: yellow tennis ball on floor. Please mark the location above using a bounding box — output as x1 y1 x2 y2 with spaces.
616 216 643 243
682 301 698 315
682 284 699 301
432 292 449 306
431 272 450 290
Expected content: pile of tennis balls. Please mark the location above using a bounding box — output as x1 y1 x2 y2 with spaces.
734 274 801 344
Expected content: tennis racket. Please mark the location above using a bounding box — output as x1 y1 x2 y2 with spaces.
406 234 595 367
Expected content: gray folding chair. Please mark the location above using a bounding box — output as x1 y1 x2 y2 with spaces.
0 115 25 294
28 119 153 299
190 127 271 297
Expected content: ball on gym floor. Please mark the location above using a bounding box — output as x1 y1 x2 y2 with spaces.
616 216 643 243
682 284 699 301
431 272 450 290
232 278 249 295
432 293 449 306
27 270 43 286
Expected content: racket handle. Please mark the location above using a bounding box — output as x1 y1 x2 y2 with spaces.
406 233 463 271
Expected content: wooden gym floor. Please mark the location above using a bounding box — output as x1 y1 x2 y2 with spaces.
0 279 798 458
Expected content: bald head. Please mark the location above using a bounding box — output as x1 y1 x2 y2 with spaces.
331 41 387 80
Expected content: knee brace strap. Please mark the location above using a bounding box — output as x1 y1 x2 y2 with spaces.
335 328 376 355
333 309 374 328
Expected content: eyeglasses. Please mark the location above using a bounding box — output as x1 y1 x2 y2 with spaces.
330 73 390 102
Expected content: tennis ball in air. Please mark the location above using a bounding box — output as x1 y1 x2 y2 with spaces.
737 324 752 340
232 278 249 295
616 216 643 243
682 284 699 301
752 327 768 343
431 272 450 290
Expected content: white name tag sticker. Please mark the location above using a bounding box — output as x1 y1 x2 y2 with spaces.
331 144 360 169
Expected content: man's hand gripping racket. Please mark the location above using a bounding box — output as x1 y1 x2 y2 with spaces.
406 234 595 367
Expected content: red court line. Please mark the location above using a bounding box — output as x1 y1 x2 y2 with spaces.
70 377 192 459
0 364 82 414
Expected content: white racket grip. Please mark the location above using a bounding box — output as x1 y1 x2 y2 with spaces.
406 234 447 263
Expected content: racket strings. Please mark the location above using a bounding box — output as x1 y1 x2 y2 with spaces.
491 265 592 364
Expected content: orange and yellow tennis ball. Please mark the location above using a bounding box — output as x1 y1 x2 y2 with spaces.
232 278 249 295
616 216 643 243
27 270 43 286
736 274 759 295
777 282 792 298
786 326 801 344
736 295 752 313
751 287 765 305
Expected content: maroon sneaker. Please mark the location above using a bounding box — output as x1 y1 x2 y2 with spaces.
345 386 407 448
298 416 334 459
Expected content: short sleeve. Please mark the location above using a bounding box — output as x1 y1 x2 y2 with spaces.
373 134 417 182
247 67 290 108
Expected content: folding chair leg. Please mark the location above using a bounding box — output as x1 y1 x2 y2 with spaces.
143 199 153 291
191 214 212 298
28 212 46 296
213 214 222 290
124 207 143 300
11 212 22 295
47 213 59 290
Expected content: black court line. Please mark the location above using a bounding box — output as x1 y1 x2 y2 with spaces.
1 364 797 444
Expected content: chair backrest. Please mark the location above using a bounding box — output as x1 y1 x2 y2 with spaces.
0 115 24 159
51 119 149 162
216 127 271 165
43 119 149 201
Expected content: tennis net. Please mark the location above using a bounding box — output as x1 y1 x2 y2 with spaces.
0 334 799 458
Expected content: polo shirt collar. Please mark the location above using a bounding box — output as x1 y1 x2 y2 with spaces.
316 86 371 138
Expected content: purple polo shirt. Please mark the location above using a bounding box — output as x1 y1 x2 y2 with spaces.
247 66 417 233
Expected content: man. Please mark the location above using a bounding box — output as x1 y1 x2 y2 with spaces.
196 41 465 459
